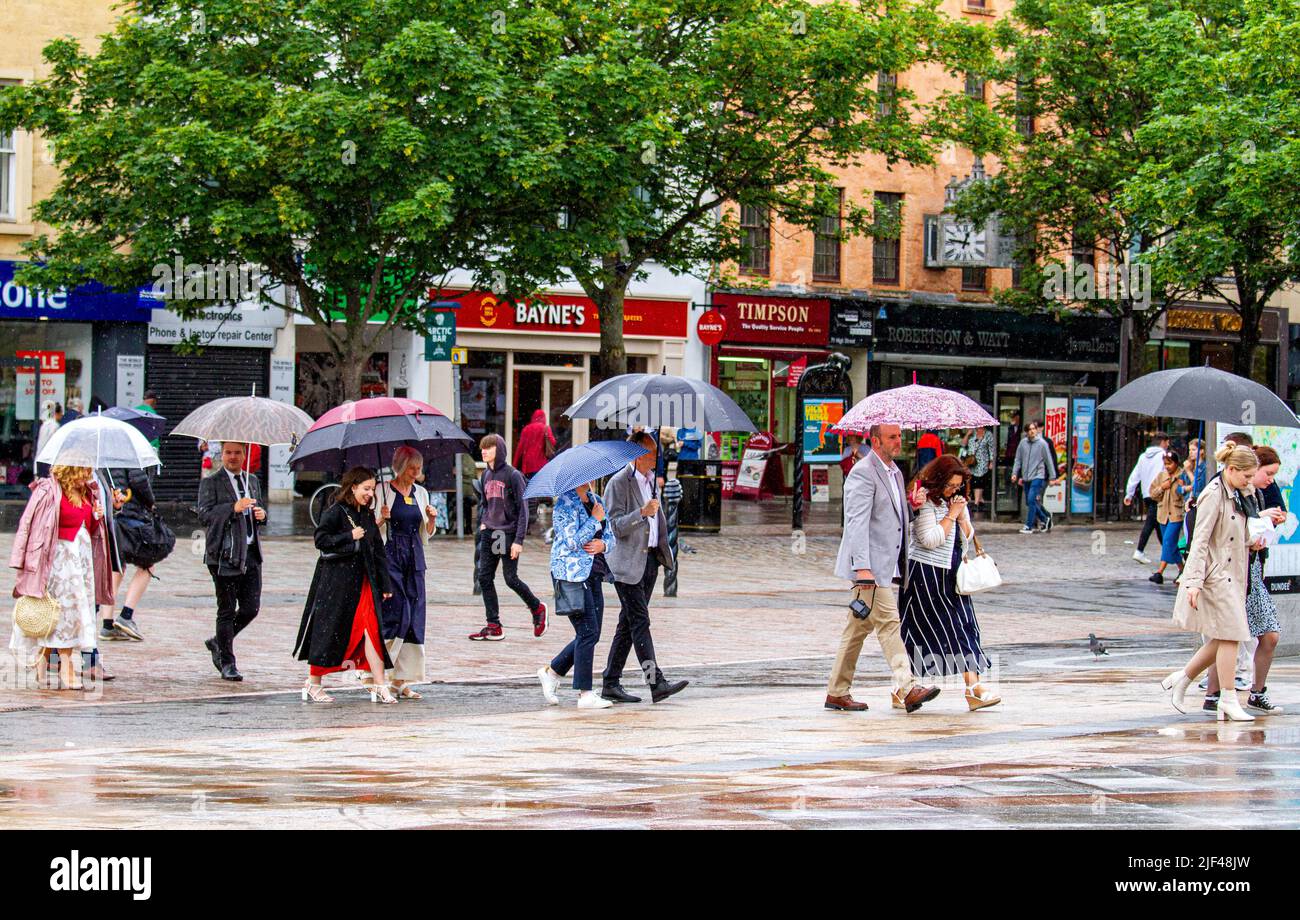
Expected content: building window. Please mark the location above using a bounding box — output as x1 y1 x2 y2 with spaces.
0 81 16 221
1015 80 1035 138
739 204 771 275
961 266 987 291
872 192 903 285
813 189 843 282
1072 225 1095 268
1011 228 1036 289
964 74 986 103
877 72 898 118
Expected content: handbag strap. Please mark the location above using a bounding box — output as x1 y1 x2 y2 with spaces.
967 534 985 559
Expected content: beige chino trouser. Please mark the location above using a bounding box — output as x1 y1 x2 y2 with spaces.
826 584 918 698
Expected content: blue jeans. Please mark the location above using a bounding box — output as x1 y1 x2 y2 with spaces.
1024 478 1047 528
550 572 605 691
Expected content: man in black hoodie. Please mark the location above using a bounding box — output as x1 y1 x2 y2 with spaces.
468 433 548 640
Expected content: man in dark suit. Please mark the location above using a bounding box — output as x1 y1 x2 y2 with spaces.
197 442 267 681
599 432 689 704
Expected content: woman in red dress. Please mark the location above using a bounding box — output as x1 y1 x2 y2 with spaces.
294 467 395 703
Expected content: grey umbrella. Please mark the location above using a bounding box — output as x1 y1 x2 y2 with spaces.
564 370 757 433
1097 366 1299 427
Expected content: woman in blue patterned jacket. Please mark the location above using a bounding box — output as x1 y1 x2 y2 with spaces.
537 481 616 710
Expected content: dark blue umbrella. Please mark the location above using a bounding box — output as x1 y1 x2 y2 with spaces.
102 405 168 442
564 370 757 432
523 440 651 499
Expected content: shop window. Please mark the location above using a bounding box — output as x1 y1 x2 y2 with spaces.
961 266 987 291
872 192 903 285
1162 340 1190 370
461 350 508 456
717 356 771 432
739 204 771 275
813 189 843 282
295 352 388 419
511 351 584 368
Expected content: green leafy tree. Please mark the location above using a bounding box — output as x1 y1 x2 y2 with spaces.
0 0 557 403
472 0 1003 377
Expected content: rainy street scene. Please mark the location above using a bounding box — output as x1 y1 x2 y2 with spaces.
2 0 1299 874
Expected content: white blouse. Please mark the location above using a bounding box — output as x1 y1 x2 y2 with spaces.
909 500 972 567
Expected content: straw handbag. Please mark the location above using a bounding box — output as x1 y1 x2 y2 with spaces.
13 592 60 639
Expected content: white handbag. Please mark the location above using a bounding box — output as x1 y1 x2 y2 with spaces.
956 534 1002 595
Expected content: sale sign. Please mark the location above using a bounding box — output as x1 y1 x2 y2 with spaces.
15 350 66 421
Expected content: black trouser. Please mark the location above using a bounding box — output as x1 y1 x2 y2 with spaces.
1136 497 1160 552
209 552 262 667
477 529 540 624
603 554 664 687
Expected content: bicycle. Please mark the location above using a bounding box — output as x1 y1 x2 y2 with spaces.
308 481 338 528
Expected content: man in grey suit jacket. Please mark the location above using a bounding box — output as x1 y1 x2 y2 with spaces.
826 424 939 713
599 432 689 704
196 442 267 682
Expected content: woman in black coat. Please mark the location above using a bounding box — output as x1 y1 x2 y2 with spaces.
294 467 396 703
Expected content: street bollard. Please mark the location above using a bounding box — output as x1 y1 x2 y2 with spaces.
663 477 682 597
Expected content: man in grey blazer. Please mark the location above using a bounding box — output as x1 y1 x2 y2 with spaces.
599 432 690 704
826 423 939 713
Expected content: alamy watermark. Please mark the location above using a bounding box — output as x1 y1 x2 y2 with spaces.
1042 262 1151 310
150 258 260 303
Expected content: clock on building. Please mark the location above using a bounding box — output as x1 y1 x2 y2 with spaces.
941 220 987 263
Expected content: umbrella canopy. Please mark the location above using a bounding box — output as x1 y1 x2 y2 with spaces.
289 397 474 472
36 414 160 469
522 440 651 500
170 395 315 446
1097 366 1300 427
564 371 757 433
102 405 167 442
833 384 998 434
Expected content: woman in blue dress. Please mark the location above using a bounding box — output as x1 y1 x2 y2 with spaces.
375 446 438 699
537 480 616 710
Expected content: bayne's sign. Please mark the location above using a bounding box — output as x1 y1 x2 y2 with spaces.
710 292 831 347
446 291 688 338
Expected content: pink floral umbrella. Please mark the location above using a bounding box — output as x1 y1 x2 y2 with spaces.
833 383 998 434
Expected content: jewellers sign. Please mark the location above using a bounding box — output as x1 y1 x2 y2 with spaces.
710 292 831 347
874 301 1120 363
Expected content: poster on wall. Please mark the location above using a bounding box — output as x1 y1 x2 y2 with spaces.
115 355 145 408
1043 397 1069 514
1070 398 1097 514
15 351 65 421
802 397 846 463
1248 425 1300 594
269 358 296 493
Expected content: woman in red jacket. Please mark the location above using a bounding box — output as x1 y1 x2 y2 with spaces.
515 409 556 477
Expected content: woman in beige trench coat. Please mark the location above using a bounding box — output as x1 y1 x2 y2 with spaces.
1161 443 1261 721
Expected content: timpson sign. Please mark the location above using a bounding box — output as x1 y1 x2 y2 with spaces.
709 292 831 347
445 291 688 338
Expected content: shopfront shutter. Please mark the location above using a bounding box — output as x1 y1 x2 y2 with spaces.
146 345 270 503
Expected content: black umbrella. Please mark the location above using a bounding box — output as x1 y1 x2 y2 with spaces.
1097 366 1299 427
287 397 474 473
565 370 757 433
102 405 167 442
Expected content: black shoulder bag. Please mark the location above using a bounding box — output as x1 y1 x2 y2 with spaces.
320 506 362 561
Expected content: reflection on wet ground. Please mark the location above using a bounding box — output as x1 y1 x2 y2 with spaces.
0 640 1295 829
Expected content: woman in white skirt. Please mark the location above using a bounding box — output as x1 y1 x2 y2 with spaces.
9 465 114 690
900 455 1000 711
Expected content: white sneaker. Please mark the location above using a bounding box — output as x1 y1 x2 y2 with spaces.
1133 550 1151 564
1019 526 1034 534
537 666 560 706
577 690 613 710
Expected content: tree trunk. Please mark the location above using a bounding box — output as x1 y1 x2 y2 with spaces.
1233 293 1264 382
592 278 628 382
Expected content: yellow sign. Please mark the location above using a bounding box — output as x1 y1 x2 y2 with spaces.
450 347 468 365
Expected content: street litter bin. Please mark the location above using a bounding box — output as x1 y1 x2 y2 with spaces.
677 459 722 533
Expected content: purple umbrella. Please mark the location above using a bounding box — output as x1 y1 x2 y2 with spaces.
834 384 997 434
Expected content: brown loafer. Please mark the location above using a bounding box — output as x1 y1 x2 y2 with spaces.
824 694 869 711
897 685 940 713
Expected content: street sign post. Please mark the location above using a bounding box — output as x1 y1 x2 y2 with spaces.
424 311 457 361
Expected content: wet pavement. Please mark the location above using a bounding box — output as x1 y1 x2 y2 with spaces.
0 511 1295 829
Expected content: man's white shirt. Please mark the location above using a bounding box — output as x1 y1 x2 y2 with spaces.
634 467 659 548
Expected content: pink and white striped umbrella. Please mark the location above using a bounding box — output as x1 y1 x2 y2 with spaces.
833 384 998 434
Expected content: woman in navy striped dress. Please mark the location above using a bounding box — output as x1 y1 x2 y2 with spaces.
900 455 1000 711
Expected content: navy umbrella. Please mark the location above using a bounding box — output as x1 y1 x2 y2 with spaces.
564 370 757 433
102 406 167 442
523 440 651 499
